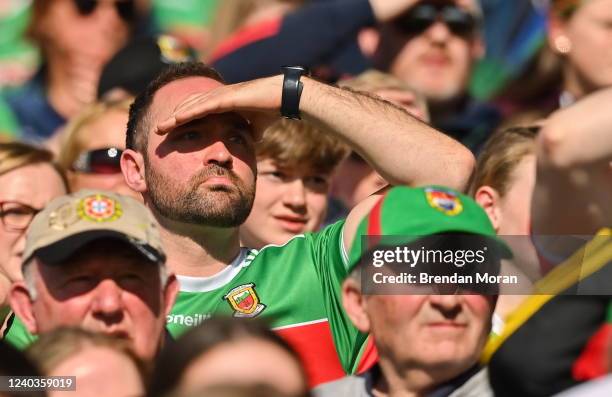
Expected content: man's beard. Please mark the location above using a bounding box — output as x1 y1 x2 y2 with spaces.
146 163 255 228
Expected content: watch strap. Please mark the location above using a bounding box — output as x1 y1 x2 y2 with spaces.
280 66 307 120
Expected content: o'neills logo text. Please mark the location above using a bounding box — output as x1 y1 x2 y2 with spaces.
167 313 211 327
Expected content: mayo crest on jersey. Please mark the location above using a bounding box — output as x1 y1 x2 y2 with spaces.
167 221 370 387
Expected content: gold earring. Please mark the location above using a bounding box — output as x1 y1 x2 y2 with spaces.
554 35 572 54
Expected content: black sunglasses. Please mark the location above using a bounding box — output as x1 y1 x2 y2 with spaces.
72 0 136 22
394 3 478 38
71 147 123 174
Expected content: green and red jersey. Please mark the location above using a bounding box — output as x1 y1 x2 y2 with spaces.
167 220 374 386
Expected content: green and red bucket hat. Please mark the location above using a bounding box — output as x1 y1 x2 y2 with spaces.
347 185 513 273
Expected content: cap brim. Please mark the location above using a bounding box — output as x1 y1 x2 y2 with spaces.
31 230 165 266
487 236 513 260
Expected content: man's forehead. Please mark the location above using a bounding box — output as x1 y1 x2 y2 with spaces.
150 76 225 121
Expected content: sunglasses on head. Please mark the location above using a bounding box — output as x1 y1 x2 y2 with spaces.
72 147 123 174
394 2 478 38
72 0 136 22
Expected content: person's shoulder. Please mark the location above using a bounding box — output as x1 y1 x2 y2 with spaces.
312 372 369 397
249 234 309 259
449 367 494 397
253 220 347 256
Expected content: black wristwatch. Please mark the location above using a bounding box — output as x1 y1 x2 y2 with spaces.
280 66 308 120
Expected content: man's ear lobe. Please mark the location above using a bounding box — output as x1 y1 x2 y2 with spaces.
342 278 371 334
121 149 147 193
9 282 38 334
163 274 179 317
475 186 502 231
471 35 485 60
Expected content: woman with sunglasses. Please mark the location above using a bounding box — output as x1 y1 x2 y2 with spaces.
0 142 68 328
57 97 140 200
1 0 138 143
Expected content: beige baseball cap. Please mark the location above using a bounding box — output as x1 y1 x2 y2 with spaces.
23 189 166 266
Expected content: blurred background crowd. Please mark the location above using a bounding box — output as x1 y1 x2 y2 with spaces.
0 0 611 396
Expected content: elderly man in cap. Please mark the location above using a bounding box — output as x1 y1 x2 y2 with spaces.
5 190 178 360
315 185 508 397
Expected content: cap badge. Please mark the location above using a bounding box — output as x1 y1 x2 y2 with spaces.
77 194 123 223
48 202 80 230
425 187 463 216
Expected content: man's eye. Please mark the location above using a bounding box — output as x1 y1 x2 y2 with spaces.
65 276 95 289
228 132 248 145
178 131 199 141
118 273 144 286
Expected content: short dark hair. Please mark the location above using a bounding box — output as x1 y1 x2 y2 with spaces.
126 62 225 153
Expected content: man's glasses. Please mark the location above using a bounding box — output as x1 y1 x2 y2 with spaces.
71 147 123 174
72 0 136 22
0 202 42 232
394 3 478 38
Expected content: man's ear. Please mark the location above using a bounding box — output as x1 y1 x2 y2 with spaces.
121 149 147 193
342 278 371 333
474 185 502 231
162 273 179 317
9 282 38 335
471 33 485 60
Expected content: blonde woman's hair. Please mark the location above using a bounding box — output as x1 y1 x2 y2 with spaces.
0 141 68 189
57 98 132 171
469 126 539 197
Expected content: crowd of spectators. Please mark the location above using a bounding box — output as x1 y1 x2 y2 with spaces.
0 1 610 397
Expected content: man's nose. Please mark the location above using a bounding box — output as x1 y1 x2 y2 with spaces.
425 20 452 44
428 294 462 317
91 279 124 324
203 140 233 167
